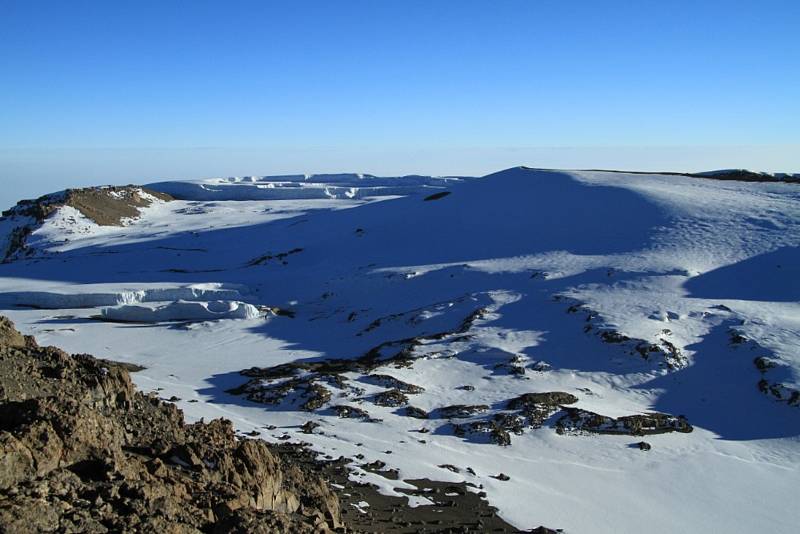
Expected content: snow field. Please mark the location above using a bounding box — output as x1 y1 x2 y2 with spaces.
1 167 798 533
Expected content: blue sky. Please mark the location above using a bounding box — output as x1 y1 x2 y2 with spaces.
1 0 798 208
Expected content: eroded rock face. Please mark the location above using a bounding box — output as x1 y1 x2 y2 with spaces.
0 317 341 533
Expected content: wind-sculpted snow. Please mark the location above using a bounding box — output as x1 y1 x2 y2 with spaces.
1 167 799 533
147 173 469 201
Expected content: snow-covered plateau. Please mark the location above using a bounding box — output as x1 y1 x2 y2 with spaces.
1 167 798 533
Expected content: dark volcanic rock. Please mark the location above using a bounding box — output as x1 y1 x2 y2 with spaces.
227 375 333 412
331 404 375 421
404 406 430 419
441 395 577 446
506 392 578 409
229 306 489 409
599 330 630 344
453 413 524 446
372 388 409 407
556 407 693 436
365 374 424 393
438 404 491 418
278 445 542 534
751 349 800 407
300 421 320 434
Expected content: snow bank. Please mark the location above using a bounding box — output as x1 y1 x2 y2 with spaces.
100 300 261 322
147 174 469 201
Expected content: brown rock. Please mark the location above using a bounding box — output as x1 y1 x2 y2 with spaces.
0 316 341 533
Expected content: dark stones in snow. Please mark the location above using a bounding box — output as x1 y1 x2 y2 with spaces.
556 408 693 436
372 388 409 407
405 406 430 419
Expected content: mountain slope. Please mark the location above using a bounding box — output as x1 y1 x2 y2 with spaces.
0 167 798 533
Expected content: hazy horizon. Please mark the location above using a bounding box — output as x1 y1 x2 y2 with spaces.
3 144 799 210
2 1 798 208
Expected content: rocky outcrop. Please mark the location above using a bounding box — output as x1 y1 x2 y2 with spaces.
364 374 424 394
0 317 341 533
556 408 693 436
2 186 172 227
738 332 800 408
229 307 488 413
372 389 409 407
452 392 579 446
1 186 172 261
506 392 578 409
562 298 688 369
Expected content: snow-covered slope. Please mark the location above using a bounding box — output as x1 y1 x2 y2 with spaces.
1 167 798 533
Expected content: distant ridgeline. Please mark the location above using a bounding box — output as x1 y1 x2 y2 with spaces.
1 168 796 263
579 168 800 183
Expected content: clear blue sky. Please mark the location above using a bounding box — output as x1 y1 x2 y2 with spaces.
1 0 798 208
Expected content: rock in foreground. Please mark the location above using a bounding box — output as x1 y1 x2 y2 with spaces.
0 317 340 533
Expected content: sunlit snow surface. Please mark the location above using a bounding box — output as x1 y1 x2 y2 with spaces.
1 168 799 533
